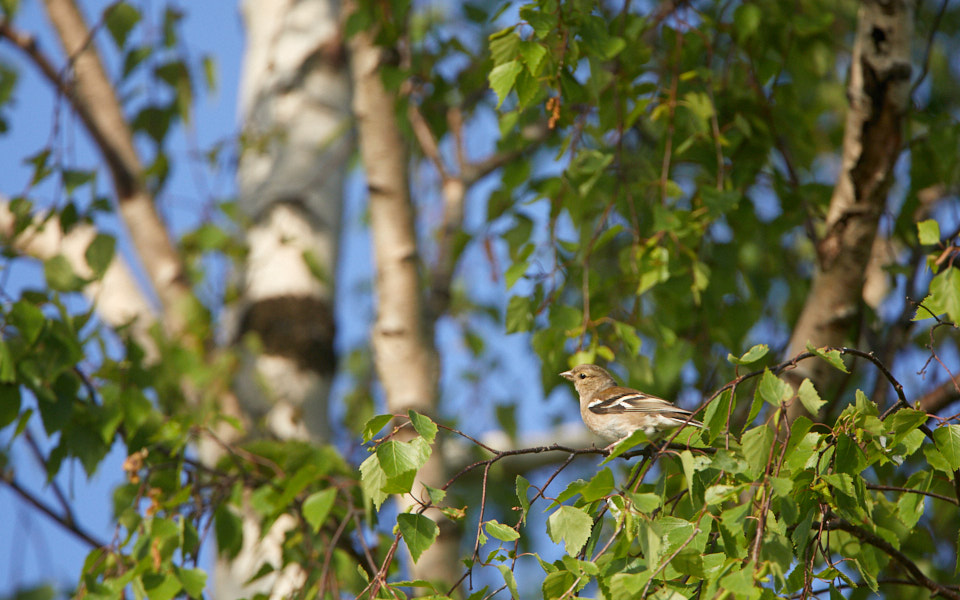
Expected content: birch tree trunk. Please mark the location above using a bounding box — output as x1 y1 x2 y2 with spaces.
216 0 351 598
349 21 461 590
785 0 913 418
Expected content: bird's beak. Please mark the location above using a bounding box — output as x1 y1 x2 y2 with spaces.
559 370 574 381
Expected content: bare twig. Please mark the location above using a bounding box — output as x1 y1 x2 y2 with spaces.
823 516 960 600
0 473 107 549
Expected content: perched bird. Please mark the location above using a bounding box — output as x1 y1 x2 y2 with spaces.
560 364 703 445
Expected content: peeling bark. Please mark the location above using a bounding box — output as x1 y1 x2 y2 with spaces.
349 19 460 589
786 0 914 418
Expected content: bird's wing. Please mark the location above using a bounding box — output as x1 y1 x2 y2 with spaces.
587 386 692 415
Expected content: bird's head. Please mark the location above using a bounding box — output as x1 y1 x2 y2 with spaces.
560 364 617 395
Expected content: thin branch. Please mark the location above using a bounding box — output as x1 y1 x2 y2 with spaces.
460 123 550 184
24 429 77 525
910 0 949 97
866 483 958 506
0 19 70 95
824 517 960 600
40 0 191 332
918 380 960 414
0 473 107 549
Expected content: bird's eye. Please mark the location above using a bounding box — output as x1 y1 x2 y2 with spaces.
578 373 586 379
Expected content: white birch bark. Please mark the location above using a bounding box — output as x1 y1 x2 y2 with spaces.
231 0 350 443
0 204 158 357
349 22 460 589
216 1 351 598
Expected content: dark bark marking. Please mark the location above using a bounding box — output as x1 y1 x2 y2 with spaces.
239 295 337 375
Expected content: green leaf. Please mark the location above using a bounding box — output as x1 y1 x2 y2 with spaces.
917 219 940 245
0 384 20 429
397 513 439 563
489 60 523 108
105 2 141 48
727 344 769 365
636 245 670 295
933 425 960 470
85 234 116 278
741 425 774 477
122 46 152 78
496 565 520 600
521 7 555 38
701 187 741 217
628 492 661 513
608 573 650 599
704 484 738 506
303 488 337 533
362 414 393 443
797 378 826 416
885 408 927 446
61 169 95 194
923 445 953 474
10 300 45 344
142 573 181 600
680 450 707 491
757 369 792 406
377 438 430 478
214 505 243 559
579 468 614 502
733 4 761 41
805 343 849 373
600 429 648 464
823 473 855 498
359 453 388 510
703 389 731 440
516 475 531 522
542 570 578 599
424 484 446 505
897 471 930 528
25 149 52 185
489 28 520 64
505 295 533 333
173 567 206 599
546 505 592 556
408 410 438 444
485 520 520 542
919 268 960 322
1 0 20 18
44 255 85 292
202 54 217 92
720 562 755 594
614 321 642 355
0 341 15 383
518 41 547 75
504 261 528 289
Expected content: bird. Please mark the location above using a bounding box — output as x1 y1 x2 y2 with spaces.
560 364 704 446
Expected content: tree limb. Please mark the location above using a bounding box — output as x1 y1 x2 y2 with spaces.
824 516 960 600
347 7 457 586
0 472 108 549
39 0 191 333
0 202 159 356
785 0 914 419
918 379 960 414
